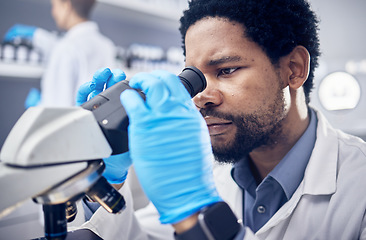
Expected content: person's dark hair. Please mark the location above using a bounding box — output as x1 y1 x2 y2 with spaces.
70 0 95 19
179 0 321 104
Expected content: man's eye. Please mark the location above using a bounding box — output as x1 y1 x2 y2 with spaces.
218 68 238 76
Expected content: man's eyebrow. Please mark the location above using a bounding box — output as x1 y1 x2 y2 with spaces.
208 56 242 66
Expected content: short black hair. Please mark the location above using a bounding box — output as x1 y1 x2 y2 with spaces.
179 0 321 104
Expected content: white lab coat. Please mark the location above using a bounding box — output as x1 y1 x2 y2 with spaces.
33 21 116 106
81 109 366 240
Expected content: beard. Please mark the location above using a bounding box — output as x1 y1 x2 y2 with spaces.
200 83 286 164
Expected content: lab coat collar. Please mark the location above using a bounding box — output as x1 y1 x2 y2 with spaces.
302 108 338 196
65 21 99 38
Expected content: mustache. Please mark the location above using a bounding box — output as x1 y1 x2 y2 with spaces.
199 108 236 122
200 108 262 127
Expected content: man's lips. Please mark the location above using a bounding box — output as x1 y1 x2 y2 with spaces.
204 116 233 136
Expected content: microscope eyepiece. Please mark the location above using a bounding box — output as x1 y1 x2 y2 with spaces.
178 66 207 98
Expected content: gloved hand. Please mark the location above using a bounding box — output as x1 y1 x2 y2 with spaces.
100 152 131 184
24 88 41 109
76 67 131 184
4 24 37 42
75 67 126 106
120 70 222 224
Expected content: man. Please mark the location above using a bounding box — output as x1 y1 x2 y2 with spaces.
4 0 116 107
77 0 366 239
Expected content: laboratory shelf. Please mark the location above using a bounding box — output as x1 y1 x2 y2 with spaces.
0 62 44 79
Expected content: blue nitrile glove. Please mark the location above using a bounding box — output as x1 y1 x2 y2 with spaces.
101 152 131 184
24 88 41 109
75 67 126 106
120 70 222 224
76 67 131 184
4 24 37 42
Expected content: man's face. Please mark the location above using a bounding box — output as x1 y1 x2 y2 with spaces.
185 17 289 163
51 0 70 30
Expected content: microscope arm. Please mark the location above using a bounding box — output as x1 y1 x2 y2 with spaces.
0 107 111 166
0 106 112 216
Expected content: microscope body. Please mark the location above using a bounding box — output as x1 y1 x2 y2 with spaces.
0 107 118 239
0 66 206 239
0 107 111 215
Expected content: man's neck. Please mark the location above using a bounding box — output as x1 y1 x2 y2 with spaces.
249 109 310 180
65 16 88 31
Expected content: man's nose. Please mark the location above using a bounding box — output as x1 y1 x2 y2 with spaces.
193 78 223 109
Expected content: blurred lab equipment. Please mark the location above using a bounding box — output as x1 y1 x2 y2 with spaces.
3 0 116 108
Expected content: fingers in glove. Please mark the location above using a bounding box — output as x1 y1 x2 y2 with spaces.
89 68 112 99
129 72 177 110
75 81 96 106
120 89 148 120
150 70 190 102
107 69 126 88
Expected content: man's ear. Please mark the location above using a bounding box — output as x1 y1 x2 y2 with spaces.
287 46 310 89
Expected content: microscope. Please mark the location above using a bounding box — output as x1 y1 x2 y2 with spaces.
0 67 206 239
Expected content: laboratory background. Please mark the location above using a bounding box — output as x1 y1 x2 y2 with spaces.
0 0 365 239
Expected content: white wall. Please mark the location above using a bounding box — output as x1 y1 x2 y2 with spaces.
309 0 366 139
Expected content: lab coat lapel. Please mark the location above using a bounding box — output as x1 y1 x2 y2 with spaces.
302 109 338 196
256 109 338 235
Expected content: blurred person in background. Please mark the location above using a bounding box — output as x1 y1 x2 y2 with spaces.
3 0 116 108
